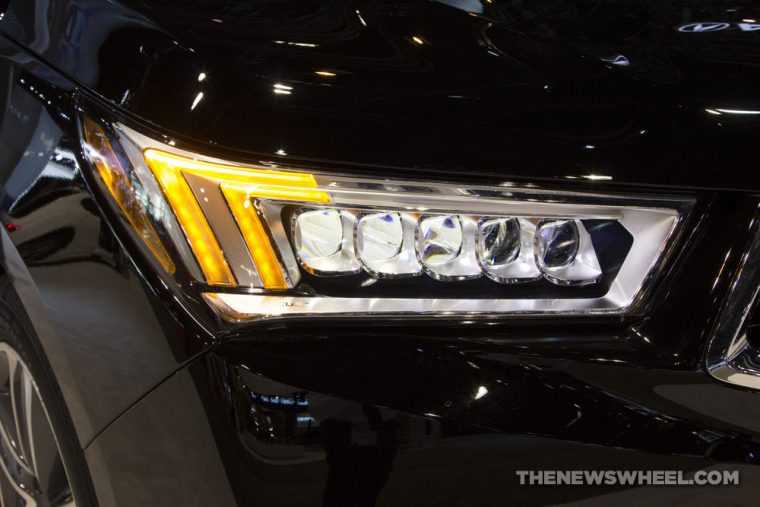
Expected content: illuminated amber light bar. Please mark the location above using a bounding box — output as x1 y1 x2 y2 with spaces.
82 118 175 274
222 184 287 289
142 149 330 289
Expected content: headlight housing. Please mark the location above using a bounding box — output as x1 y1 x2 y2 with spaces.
80 113 691 321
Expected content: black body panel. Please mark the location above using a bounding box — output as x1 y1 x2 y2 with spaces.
0 1 759 505
3 0 760 190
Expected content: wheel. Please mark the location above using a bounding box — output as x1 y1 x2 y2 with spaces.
0 279 95 506
0 342 74 506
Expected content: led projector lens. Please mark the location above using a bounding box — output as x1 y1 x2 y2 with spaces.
536 220 579 268
293 209 360 275
290 210 601 285
478 218 540 283
417 215 463 265
478 218 520 267
416 215 480 280
295 209 343 260
536 219 602 286
357 213 403 263
80 115 689 319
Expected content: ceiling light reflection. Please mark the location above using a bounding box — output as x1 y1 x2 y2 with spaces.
601 54 630 66
190 92 204 110
273 40 318 48
356 9 367 26
715 108 760 115
273 83 293 95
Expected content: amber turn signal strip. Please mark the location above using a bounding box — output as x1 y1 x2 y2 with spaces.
142 149 329 289
82 119 176 274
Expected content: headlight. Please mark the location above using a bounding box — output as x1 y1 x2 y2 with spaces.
80 114 691 321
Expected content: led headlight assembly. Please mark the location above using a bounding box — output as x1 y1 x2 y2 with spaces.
80 114 691 321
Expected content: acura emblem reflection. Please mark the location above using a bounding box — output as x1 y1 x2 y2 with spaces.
677 22 760 32
678 22 730 32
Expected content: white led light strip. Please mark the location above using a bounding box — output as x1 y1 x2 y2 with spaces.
206 205 681 320
290 209 601 285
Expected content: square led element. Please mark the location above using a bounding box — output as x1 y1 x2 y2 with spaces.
535 219 578 267
478 218 520 266
295 209 342 258
535 219 602 286
356 212 421 277
477 217 540 283
293 208 360 275
416 215 481 280
418 215 462 264
356 212 402 261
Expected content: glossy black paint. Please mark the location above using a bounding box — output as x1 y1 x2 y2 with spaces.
0 0 759 505
0 41 215 446
86 349 760 506
4 0 760 190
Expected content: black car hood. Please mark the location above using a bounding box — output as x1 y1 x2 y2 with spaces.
5 0 760 190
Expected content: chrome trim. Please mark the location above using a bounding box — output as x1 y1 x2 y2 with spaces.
203 291 629 321
259 201 304 285
252 200 297 287
706 217 760 389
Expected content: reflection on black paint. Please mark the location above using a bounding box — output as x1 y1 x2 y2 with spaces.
17 226 75 263
200 347 760 505
320 408 399 507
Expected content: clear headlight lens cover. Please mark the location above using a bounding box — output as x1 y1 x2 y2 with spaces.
80 116 691 321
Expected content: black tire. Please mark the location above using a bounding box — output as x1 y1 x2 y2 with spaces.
0 276 97 506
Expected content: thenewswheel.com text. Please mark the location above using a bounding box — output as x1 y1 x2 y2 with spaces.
515 470 739 486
